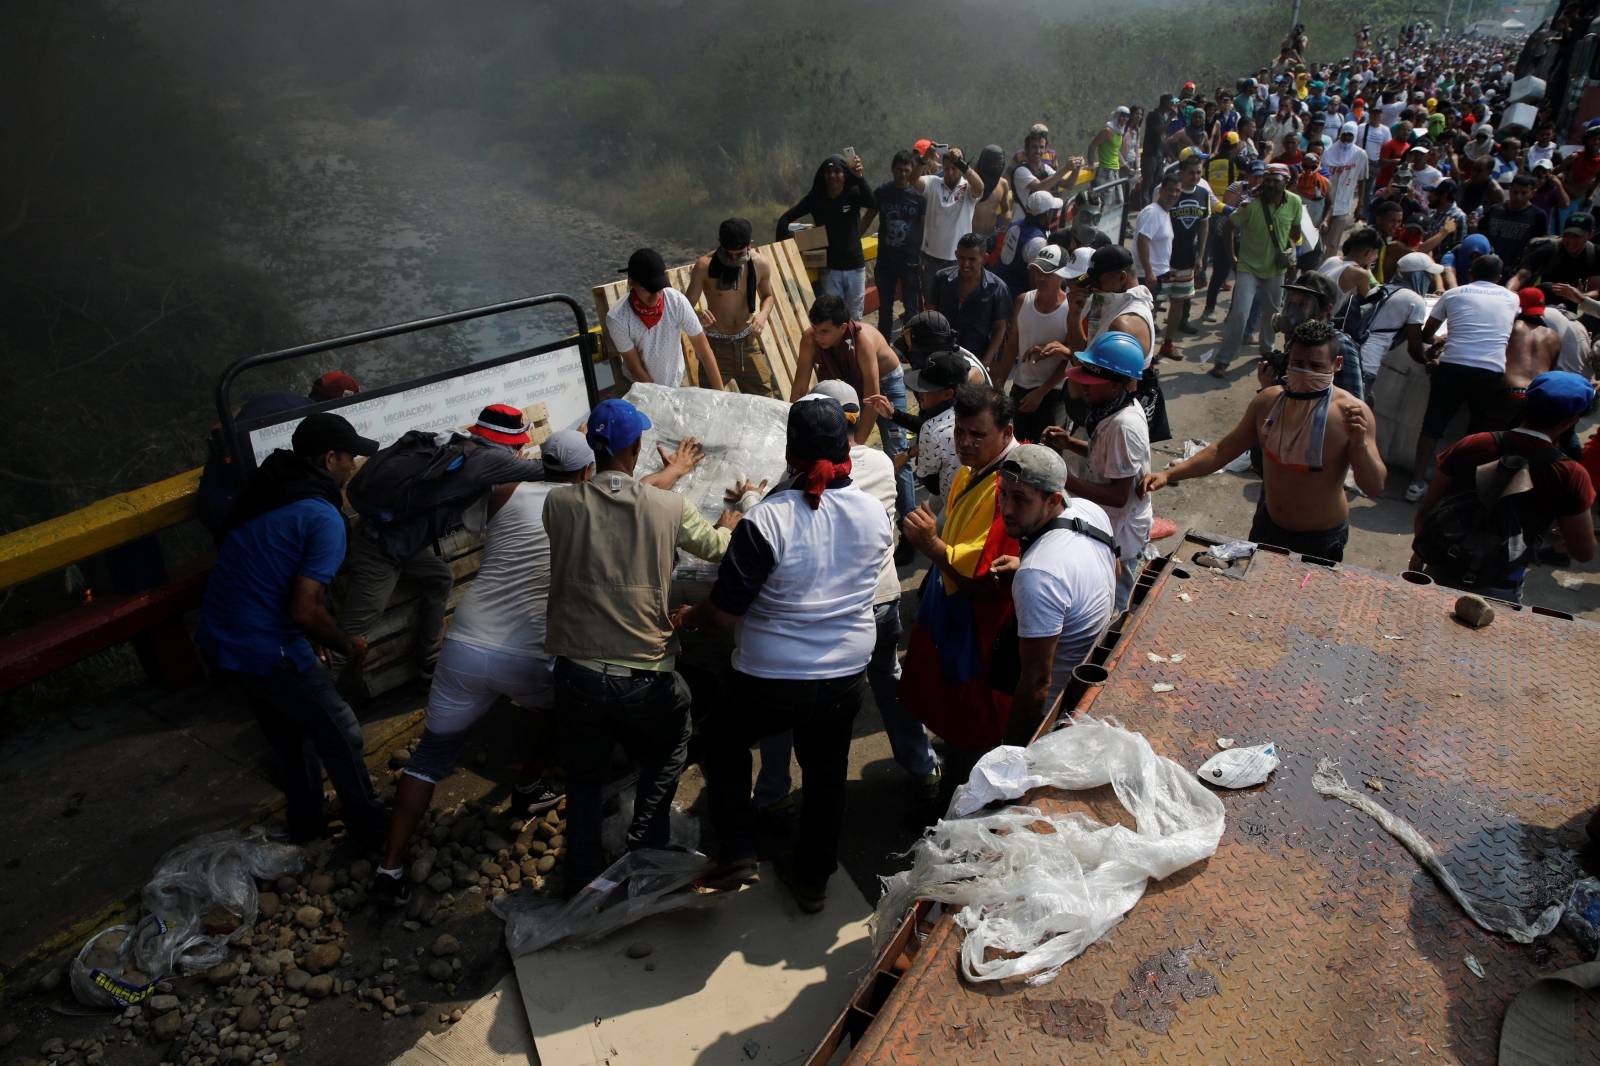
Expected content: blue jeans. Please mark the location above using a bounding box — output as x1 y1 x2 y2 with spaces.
875 253 922 337
755 602 935 806
226 662 385 845
818 267 867 323
552 659 692 888
880 369 916 519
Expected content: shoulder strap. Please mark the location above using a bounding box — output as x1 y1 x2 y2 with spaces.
1021 514 1121 558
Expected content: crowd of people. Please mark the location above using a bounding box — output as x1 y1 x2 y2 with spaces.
195 18 1600 913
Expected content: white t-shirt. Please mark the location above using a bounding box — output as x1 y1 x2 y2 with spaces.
1412 164 1443 191
1428 281 1518 371
919 175 977 260
1358 285 1428 376
1529 142 1558 167
1546 308 1593 376
1321 142 1369 217
847 444 902 606
1083 403 1153 563
1356 121 1391 162
1379 100 1404 126
1134 204 1175 278
914 404 961 502
1010 163 1055 220
448 482 555 659
1011 290 1071 390
606 288 702 388
1013 499 1117 701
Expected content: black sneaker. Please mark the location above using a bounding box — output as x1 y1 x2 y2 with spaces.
372 869 412 908
775 857 827 914
516 780 564 815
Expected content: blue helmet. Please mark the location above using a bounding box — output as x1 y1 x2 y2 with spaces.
1075 331 1147 381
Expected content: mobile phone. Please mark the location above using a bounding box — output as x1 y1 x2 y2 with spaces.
843 146 858 161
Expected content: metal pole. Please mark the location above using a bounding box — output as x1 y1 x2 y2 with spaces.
1444 0 1454 33
1289 0 1301 34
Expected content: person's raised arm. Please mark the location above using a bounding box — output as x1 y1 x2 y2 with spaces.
789 330 818 402
1139 391 1267 495
953 148 985 201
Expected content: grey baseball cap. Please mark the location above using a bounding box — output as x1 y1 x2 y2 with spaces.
541 429 595 472
808 378 861 413
999 443 1067 495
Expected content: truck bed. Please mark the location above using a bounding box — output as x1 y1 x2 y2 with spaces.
839 539 1599 1065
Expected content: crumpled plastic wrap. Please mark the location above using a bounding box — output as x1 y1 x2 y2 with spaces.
71 828 304 1007
880 717 1226 985
624 384 793 580
1313 759 1563 943
495 848 717 956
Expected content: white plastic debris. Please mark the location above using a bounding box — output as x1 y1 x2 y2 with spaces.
1223 452 1255 474
1181 437 1209 459
1152 682 1176 693
1465 954 1485 978
883 717 1225 985
1196 743 1280 788
1312 759 1562 943
1216 737 1237 749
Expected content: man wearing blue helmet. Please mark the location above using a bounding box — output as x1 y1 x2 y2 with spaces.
1041 330 1151 609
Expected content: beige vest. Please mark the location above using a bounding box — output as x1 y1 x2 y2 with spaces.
542 472 684 663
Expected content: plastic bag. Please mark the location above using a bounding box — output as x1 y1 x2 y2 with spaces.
1312 759 1562 944
1196 742 1279 788
600 788 700 857
495 848 717 957
69 922 162 1009
1565 878 1600 958
136 828 306 978
882 717 1226 985
1207 539 1257 562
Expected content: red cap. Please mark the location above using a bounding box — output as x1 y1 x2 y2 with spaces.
469 403 531 446
1519 287 1547 317
309 371 360 401
913 138 935 155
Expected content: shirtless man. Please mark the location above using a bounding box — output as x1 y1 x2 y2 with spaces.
686 218 779 397
1494 287 1563 428
790 293 902 447
1140 320 1387 562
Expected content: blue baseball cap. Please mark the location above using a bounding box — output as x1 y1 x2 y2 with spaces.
1525 372 1596 422
1248 159 1267 176
586 398 652 452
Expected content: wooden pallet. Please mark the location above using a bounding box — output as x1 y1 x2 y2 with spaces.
591 239 815 401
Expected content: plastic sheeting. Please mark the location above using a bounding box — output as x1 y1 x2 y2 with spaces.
879 717 1226 985
623 383 793 580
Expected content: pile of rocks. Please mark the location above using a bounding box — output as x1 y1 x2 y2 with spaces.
20 791 567 1065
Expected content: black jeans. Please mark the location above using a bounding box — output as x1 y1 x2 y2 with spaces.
1248 499 1349 562
552 658 692 889
705 670 865 888
226 662 385 845
1203 229 1235 313
874 252 922 337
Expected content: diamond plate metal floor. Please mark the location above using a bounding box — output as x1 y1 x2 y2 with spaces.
848 543 1600 1065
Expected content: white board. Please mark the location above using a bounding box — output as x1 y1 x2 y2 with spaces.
514 863 873 1066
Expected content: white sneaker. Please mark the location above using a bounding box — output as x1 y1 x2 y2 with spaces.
1404 481 1428 503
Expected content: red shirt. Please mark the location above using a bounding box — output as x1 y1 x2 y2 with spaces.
1438 430 1595 544
1377 138 1410 187
1296 170 1329 203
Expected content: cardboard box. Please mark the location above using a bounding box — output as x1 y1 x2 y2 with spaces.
791 225 829 269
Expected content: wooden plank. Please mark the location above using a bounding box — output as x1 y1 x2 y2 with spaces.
0 467 202 590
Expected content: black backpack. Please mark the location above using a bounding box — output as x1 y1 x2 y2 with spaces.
1335 282 1401 351
345 430 472 526
989 516 1120 694
1412 433 1564 588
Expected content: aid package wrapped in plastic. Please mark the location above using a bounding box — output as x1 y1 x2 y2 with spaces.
881 717 1226 985
624 383 793 580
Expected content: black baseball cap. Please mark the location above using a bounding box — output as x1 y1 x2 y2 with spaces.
904 349 970 393
1564 211 1595 235
1087 244 1135 279
292 412 379 459
788 395 850 463
621 248 670 293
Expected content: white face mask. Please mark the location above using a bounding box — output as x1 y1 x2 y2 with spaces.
1285 368 1335 393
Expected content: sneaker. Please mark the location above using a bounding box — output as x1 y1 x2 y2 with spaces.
372 869 411 908
775 857 827 914
914 769 942 806
1208 362 1230 379
1180 321 1201 336
1198 309 1217 324
516 779 564 815
1404 480 1428 503
1158 340 1180 362
695 857 761 894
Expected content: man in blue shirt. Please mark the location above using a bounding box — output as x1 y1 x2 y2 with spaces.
868 150 927 338
197 412 386 847
928 233 1012 370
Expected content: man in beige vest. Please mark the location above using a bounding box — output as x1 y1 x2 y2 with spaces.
543 398 747 892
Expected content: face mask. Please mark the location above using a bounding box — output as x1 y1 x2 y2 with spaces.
1285 368 1335 394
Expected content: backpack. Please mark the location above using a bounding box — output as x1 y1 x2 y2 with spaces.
1335 283 1401 351
1412 433 1565 588
345 430 472 526
989 516 1120 694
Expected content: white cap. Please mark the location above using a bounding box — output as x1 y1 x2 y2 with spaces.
1395 252 1444 276
1533 157 1554 171
1340 121 1359 138
1024 189 1065 215
1114 106 1131 116
1063 247 1094 280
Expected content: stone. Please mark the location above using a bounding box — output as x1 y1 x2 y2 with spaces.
482 833 510 853
520 858 540 880
293 905 323 930
1454 593 1495 628
536 854 556 874
301 942 343 976
36 963 66 993
256 893 281 919
407 856 434 884
41 1037 67 1055
237 1005 262 1033
426 872 453 894
389 749 410 768
307 873 336 897
548 834 565 850
625 942 653 959
273 876 299 896
148 993 180 1012
304 975 333 999
425 959 452 982
477 857 502 878
348 859 373 882
283 969 310 993
150 1010 183 1041
429 934 460 958
205 962 240 986
249 954 282 979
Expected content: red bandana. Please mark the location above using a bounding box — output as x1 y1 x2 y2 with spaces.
794 457 851 510
630 291 665 329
